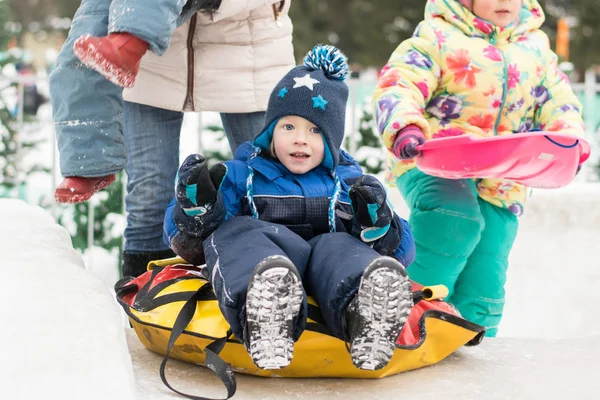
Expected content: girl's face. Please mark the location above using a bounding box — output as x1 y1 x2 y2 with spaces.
472 0 522 27
272 116 325 174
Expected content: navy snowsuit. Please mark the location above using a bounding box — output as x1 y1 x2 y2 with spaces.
164 142 415 341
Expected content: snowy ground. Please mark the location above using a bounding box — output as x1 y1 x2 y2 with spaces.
0 199 136 400
2 191 599 399
126 329 600 399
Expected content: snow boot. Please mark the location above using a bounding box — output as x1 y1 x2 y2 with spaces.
345 256 413 371
54 174 116 204
73 33 149 88
121 249 176 278
245 255 304 370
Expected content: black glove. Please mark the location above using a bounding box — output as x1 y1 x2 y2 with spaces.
349 175 393 242
175 154 226 217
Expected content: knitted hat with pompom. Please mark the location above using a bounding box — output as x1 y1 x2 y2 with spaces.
250 44 350 232
254 44 350 170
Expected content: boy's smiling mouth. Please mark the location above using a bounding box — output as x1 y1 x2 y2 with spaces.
290 152 310 159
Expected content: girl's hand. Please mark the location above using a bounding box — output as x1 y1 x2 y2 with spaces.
393 125 426 160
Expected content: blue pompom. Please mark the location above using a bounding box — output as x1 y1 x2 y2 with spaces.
303 44 349 81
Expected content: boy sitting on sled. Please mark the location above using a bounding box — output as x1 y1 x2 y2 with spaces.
164 45 416 371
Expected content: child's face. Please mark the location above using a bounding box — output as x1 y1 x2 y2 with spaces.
472 0 522 27
272 116 325 174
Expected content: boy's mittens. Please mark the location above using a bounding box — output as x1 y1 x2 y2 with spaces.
176 154 226 217
392 124 426 160
349 175 393 242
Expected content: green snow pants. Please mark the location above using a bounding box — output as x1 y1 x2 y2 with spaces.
397 169 518 337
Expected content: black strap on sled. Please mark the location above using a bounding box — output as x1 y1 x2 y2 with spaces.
160 287 236 400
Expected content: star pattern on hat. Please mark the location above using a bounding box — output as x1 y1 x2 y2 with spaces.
278 87 288 98
312 95 328 110
293 74 320 90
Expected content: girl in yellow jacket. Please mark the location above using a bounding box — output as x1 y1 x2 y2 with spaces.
372 0 584 336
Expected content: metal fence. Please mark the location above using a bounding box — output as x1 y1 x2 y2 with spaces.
2 68 600 255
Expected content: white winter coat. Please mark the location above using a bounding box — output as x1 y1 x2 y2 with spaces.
123 0 294 113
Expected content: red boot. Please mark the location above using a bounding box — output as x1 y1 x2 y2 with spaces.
73 33 149 88
54 174 116 204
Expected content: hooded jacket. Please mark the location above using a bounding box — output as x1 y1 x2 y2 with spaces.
372 0 584 212
163 140 415 267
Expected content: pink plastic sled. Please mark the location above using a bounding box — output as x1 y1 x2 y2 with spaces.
415 132 591 188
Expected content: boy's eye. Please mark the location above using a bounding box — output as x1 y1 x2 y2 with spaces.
282 124 294 131
310 127 321 134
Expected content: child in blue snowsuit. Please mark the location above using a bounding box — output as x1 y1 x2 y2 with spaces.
163 45 416 371
51 0 208 203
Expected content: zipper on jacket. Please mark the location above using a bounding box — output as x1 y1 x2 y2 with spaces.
272 1 285 27
493 46 509 135
183 14 198 111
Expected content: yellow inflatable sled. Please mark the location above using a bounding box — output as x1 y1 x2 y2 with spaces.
116 259 485 399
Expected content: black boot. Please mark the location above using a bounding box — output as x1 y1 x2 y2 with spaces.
121 249 176 278
344 256 413 371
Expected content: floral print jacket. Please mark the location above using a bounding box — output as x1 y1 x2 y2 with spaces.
372 0 584 215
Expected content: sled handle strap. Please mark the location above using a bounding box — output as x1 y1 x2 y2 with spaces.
421 285 449 301
147 256 189 270
160 290 236 400
543 135 579 149
413 285 449 303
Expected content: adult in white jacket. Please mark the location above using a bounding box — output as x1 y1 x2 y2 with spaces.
121 0 294 276
50 0 294 276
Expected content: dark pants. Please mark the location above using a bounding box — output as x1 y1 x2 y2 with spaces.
203 216 383 340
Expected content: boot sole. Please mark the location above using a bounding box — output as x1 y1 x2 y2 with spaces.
73 35 136 88
54 175 116 204
246 256 303 370
351 257 413 371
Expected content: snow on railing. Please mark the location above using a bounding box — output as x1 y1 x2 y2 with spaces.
4 67 600 268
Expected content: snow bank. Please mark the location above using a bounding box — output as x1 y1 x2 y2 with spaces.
0 199 136 400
